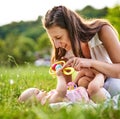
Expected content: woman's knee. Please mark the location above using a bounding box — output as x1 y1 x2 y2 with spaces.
104 78 120 97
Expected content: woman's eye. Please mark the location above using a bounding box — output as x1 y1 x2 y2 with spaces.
56 37 61 40
56 38 60 40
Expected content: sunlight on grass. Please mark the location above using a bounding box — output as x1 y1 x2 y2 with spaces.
0 65 120 119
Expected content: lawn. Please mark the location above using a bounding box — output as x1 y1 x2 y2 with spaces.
0 65 120 119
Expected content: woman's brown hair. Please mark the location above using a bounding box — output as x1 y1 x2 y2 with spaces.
42 5 113 63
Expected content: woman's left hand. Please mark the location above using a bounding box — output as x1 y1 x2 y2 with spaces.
62 57 92 71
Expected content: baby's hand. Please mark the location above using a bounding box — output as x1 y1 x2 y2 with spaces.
52 64 64 76
56 67 64 76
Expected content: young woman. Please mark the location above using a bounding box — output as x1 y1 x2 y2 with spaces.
42 5 120 97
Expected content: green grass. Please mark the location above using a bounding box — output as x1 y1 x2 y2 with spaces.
0 65 120 119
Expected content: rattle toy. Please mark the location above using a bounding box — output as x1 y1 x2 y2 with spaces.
67 82 77 90
49 61 74 75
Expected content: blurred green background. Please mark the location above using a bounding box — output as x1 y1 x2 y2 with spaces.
0 5 120 66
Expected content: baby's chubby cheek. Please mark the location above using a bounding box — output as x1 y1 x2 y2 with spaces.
35 93 42 101
35 91 47 102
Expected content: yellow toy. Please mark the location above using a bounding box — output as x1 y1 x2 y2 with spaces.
49 61 74 75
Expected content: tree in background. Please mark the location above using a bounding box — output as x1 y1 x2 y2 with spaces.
13 35 37 64
76 6 108 18
105 5 120 39
0 34 37 66
36 32 51 58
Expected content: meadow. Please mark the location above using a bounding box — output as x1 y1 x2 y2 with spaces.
0 65 120 119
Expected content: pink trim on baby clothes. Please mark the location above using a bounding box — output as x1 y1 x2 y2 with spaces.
66 87 90 102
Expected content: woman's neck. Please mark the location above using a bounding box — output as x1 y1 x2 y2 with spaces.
80 42 91 58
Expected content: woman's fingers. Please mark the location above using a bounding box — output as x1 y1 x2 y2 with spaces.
62 59 72 69
62 57 82 71
62 57 76 68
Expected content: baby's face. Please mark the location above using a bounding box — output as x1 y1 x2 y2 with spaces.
35 89 47 105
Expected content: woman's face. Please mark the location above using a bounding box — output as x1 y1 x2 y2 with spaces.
47 26 71 51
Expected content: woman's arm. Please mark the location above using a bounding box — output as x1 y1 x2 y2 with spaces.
91 60 120 78
92 25 120 78
62 25 120 78
99 25 120 63
63 57 120 79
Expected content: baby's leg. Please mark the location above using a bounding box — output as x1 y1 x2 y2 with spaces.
87 75 109 103
77 76 92 88
75 68 94 87
89 88 111 103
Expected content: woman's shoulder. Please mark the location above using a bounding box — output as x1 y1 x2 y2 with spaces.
98 25 117 42
99 25 113 33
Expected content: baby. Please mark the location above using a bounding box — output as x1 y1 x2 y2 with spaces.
18 67 90 105
73 68 111 103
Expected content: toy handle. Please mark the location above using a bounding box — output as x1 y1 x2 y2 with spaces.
49 67 56 75
49 67 74 75
63 67 74 75
49 60 74 75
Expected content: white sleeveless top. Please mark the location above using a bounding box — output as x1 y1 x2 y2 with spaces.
88 33 112 63
64 33 112 64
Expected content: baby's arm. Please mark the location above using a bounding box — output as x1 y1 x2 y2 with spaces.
48 70 67 103
88 69 107 103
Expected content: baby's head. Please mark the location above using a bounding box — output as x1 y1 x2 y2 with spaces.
18 88 47 105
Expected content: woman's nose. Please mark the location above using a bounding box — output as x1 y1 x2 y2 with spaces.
54 40 61 48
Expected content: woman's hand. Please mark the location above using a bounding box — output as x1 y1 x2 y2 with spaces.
62 57 92 71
